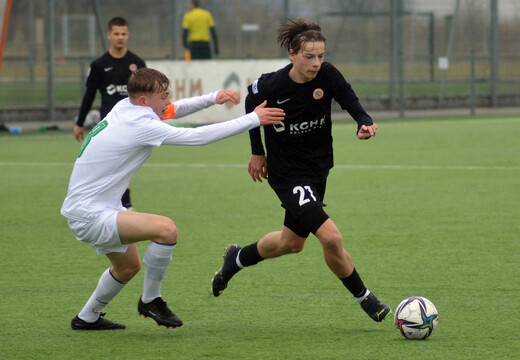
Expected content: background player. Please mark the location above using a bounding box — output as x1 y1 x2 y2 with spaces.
62 68 284 330
182 0 218 59
74 17 145 210
211 18 391 323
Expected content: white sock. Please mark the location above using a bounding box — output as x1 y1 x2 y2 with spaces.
355 289 371 303
78 268 126 323
235 249 244 269
141 242 175 303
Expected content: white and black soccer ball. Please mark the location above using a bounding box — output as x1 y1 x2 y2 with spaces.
82 110 101 130
394 296 439 340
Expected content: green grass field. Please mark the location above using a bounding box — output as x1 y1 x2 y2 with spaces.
1 114 519 359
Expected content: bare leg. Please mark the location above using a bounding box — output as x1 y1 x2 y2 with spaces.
106 243 141 282
314 219 354 278
257 227 307 259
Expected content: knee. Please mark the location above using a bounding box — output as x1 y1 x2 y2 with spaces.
282 241 305 254
113 259 141 282
319 231 343 253
155 217 177 245
126 260 142 278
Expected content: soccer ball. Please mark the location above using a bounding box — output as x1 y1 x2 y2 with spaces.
394 296 439 340
82 110 101 130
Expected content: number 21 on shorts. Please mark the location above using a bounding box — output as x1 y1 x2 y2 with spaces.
293 185 317 206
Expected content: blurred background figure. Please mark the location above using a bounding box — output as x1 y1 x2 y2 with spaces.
182 0 219 59
74 17 146 211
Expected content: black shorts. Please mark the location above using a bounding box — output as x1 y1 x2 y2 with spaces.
190 41 211 59
272 180 329 238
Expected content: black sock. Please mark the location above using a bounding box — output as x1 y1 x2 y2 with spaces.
238 242 264 267
340 268 367 298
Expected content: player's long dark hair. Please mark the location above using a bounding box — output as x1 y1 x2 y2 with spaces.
277 18 326 54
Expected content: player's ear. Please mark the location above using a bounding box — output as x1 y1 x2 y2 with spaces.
137 95 148 106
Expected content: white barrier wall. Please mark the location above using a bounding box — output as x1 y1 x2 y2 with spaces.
147 59 288 125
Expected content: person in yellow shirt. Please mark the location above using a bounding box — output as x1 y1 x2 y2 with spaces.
182 0 219 59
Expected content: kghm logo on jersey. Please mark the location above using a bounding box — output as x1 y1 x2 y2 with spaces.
129 63 138 72
313 88 324 100
106 84 128 96
274 115 327 135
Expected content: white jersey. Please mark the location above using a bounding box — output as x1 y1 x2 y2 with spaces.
61 97 259 221
173 91 219 118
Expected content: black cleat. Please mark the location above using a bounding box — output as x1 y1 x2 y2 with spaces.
138 297 183 328
360 293 391 322
212 244 242 297
71 313 126 330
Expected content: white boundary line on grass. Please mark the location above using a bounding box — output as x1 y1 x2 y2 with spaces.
0 162 519 171
0 134 71 141
1 116 519 141
357 116 520 127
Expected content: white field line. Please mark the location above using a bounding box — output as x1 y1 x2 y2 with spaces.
0 116 519 141
352 116 520 127
0 134 71 141
1 117 519 170
0 162 518 171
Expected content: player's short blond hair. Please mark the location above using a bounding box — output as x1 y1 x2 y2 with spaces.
127 68 170 99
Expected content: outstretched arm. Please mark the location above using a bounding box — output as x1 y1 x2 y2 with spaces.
162 101 284 146
215 89 240 105
166 90 240 120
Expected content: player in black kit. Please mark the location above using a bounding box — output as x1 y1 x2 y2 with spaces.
74 17 146 210
212 18 391 323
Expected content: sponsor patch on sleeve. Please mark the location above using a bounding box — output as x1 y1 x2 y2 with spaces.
252 79 259 94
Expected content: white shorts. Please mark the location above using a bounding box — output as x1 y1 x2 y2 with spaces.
67 209 128 255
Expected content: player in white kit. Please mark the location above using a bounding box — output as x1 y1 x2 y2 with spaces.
61 68 285 330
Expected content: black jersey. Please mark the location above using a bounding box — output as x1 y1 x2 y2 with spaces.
246 62 373 186
76 50 146 126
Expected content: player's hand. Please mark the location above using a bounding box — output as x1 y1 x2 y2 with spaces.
216 89 240 105
248 155 268 182
254 100 285 126
357 123 377 139
74 125 85 142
